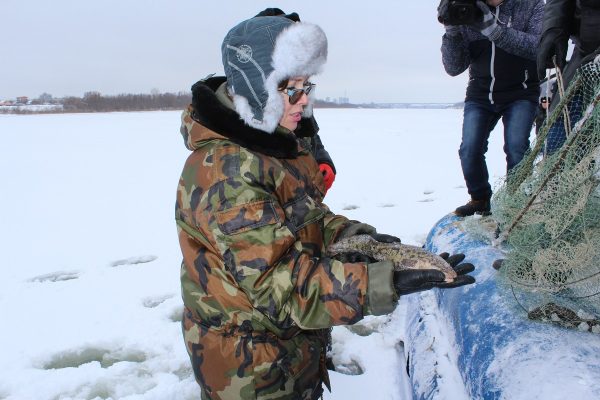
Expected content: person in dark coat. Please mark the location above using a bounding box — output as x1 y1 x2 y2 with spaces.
537 0 600 155
439 0 544 216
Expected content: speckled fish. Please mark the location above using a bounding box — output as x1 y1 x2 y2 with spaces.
327 234 457 282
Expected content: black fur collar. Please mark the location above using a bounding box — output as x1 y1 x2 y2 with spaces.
190 77 318 159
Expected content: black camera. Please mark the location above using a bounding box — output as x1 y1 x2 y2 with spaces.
437 0 483 26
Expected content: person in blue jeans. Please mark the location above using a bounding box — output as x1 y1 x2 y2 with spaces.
438 0 543 216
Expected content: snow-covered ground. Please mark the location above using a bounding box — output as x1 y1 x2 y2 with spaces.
0 104 63 112
0 109 511 399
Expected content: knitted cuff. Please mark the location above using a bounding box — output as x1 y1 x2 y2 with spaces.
485 25 502 41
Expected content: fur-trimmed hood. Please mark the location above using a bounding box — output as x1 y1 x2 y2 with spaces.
179 77 319 159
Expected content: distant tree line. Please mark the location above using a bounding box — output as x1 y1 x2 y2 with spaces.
0 91 193 114
62 91 192 112
1 91 364 115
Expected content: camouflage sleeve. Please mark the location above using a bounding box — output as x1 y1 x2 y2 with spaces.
321 209 353 248
206 149 375 329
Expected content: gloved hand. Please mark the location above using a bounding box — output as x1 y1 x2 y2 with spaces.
393 252 475 296
537 27 570 79
319 163 336 192
333 251 377 264
471 1 501 40
338 222 401 243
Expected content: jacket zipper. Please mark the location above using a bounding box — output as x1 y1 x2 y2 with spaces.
522 69 529 89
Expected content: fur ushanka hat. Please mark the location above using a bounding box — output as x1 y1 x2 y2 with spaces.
221 15 328 133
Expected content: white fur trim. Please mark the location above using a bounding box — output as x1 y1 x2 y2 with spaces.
231 87 282 133
271 23 328 82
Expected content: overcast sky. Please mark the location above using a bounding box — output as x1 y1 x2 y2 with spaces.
1 0 469 103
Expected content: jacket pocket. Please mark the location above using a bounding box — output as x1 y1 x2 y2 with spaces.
216 200 282 235
283 193 326 232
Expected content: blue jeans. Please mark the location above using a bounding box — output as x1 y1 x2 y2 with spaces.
459 99 537 200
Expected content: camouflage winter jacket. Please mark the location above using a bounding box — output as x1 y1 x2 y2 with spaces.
176 77 397 400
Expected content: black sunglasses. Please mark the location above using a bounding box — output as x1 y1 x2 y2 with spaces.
282 83 315 105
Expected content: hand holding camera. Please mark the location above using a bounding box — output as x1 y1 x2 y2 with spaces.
471 1 501 40
438 0 501 41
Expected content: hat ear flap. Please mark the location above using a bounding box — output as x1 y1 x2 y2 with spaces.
229 74 283 133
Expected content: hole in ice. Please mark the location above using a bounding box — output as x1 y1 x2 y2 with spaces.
344 315 385 336
345 323 377 337
41 347 147 369
28 271 79 283
173 364 193 380
110 255 157 267
333 358 364 376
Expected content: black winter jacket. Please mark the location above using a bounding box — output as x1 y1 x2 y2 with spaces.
543 0 600 57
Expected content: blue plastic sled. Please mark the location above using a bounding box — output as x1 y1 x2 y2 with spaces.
403 213 600 400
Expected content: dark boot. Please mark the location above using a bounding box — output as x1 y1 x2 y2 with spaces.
454 198 491 216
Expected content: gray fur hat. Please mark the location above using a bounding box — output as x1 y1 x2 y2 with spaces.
221 15 328 133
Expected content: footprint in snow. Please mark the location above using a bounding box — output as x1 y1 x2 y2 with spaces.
418 198 435 203
142 294 174 308
333 358 364 376
28 271 80 283
110 255 157 267
342 204 360 210
41 346 147 369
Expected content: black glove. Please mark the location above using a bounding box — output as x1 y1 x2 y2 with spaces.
338 222 401 244
393 253 475 296
537 27 570 79
254 8 300 22
371 233 401 243
333 251 377 264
